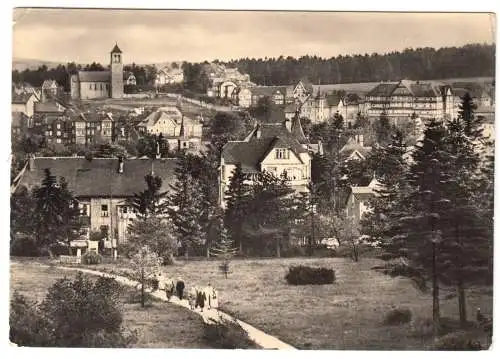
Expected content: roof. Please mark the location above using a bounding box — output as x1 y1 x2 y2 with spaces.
42 79 58 89
17 157 178 198
340 136 372 158
299 78 314 93
409 83 440 97
343 93 362 105
12 92 35 104
77 71 111 83
326 93 342 107
366 82 399 97
34 102 64 114
249 86 288 98
140 107 183 128
284 103 298 113
110 43 122 54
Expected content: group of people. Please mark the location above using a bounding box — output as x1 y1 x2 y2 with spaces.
152 273 218 313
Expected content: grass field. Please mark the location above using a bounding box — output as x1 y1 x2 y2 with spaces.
9 262 213 348
55 256 493 350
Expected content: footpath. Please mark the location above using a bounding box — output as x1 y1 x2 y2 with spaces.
56 266 296 350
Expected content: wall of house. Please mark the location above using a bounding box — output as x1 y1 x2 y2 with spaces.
238 88 252 108
89 197 136 245
80 81 110 99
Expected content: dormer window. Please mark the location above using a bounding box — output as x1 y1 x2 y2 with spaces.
275 148 289 160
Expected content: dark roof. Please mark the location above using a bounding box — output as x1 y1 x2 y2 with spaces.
290 116 308 145
250 86 288 97
110 43 122 54
366 82 399 97
78 71 111 83
17 157 178 198
222 139 278 172
34 102 64 113
326 93 342 107
12 92 35 104
343 93 362 105
409 83 440 97
299 78 314 93
452 88 469 98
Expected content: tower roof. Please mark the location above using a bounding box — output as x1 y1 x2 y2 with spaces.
110 43 122 54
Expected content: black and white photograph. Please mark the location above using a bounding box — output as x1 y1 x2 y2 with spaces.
6 6 496 351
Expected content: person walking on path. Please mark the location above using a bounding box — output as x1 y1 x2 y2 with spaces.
176 278 185 300
205 283 215 309
196 289 207 313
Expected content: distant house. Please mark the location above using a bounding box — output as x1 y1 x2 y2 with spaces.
344 177 382 230
339 134 373 161
219 107 322 207
156 66 184 85
15 156 178 246
124 72 137 86
41 79 59 102
34 101 66 116
292 78 314 104
338 93 364 126
138 106 203 152
238 86 287 108
205 64 251 98
12 92 39 117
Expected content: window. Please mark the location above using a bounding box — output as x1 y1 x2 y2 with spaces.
57 123 61 129
89 84 92 90
275 148 289 159
57 131 61 136
101 204 109 217
56 138 61 144
100 83 103 91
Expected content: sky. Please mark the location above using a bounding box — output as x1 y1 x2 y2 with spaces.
12 9 496 64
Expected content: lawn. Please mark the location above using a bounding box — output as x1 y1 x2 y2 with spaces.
9 261 213 349
59 256 493 350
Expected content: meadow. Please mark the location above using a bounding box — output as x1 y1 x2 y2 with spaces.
28 256 493 350
9 262 214 348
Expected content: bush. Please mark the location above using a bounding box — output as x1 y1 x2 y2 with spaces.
82 251 103 265
10 273 135 347
384 308 412 325
10 236 41 257
203 317 257 349
285 265 336 285
433 331 483 350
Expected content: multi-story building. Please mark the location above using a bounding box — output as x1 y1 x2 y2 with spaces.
237 86 288 108
219 108 322 208
41 79 59 102
364 80 447 123
15 156 178 246
12 92 39 118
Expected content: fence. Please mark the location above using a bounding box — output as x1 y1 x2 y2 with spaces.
59 255 82 264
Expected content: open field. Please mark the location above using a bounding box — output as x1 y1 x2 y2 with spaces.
33 256 493 350
9 262 213 348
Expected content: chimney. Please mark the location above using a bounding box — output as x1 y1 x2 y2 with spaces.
28 154 35 171
118 156 124 173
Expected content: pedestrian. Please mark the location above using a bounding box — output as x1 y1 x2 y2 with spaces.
205 283 214 309
196 289 206 313
176 279 185 300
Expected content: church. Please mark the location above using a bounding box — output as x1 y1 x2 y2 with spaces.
70 44 124 100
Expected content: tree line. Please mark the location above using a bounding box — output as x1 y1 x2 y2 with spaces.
220 43 495 85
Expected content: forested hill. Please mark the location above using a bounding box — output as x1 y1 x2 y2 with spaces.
223 43 495 86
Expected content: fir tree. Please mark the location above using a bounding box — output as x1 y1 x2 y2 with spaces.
32 169 82 257
210 224 238 278
458 92 482 140
127 173 168 220
224 163 250 254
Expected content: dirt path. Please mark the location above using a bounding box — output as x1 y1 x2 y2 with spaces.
55 266 296 350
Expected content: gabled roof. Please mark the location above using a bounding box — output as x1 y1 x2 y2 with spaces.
298 78 314 93
326 92 342 107
17 157 178 198
78 71 111 83
249 86 288 98
110 43 122 54
42 79 58 89
366 82 399 97
12 92 35 104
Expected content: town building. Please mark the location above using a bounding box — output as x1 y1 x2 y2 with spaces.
338 93 365 126
339 134 373 161
12 92 39 118
156 66 184 85
344 177 382 230
124 72 137 86
138 106 203 152
15 156 178 246
205 63 252 98
70 43 124 100
219 108 322 207
364 79 446 123
237 86 288 108
41 79 59 102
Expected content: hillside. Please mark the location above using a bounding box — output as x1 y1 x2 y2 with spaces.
12 58 64 71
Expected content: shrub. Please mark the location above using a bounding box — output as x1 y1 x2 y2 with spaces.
10 235 41 257
203 317 257 349
82 251 103 265
10 274 134 347
384 308 412 325
433 331 483 350
285 265 336 285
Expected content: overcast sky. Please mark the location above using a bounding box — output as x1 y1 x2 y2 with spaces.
12 9 496 64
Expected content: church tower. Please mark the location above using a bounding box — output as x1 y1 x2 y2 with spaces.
110 43 124 99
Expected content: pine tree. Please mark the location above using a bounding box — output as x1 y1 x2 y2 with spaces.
210 224 238 278
457 92 482 140
32 169 82 257
127 174 168 220
224 163 250 254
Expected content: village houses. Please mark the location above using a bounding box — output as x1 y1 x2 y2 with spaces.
219 107 323 208
156 65 184 85
15 156 178 247
138 106 203 152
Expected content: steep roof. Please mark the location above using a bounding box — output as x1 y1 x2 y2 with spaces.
326 92 342 107
42 79 58 89
17 157 178 198
366 82 399 97
110 43 122 54
409 83 440 97
78 71 111 83
12 92 35 104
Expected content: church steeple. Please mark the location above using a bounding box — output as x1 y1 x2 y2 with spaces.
110 43 124 99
